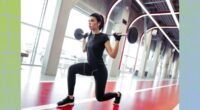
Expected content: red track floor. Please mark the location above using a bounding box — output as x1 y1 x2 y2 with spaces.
21 66 179 110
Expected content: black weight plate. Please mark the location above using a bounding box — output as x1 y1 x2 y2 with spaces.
74 28 84 40
127 27 138 43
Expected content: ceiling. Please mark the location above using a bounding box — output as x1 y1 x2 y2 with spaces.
109 0 179 49
128 0 179 49
78 0 179 50
142 0 179 56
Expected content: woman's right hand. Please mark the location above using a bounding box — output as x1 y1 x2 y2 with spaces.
83 33 88 39
82 38 87 52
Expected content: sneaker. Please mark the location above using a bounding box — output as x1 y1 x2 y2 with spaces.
114 92 121 105
57 96 74 107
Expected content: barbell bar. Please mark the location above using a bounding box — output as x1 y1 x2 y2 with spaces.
74 27 138 43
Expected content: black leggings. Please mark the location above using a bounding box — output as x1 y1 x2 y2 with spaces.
67 63 117 101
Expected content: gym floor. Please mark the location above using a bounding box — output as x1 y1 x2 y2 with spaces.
21 66 179 110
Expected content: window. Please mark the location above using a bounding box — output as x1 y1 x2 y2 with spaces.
34 30 49 65
59 8 89 69
65 8 90 37
21 0 58 65
42 0 57 30
120 39 139 72
21 24 38 64
21 0 45 26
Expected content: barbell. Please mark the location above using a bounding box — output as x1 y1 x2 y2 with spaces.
74 27 138 43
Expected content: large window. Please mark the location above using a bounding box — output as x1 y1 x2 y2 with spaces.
42 0 57 30
59 8 89 69
120 39 140 73
65 8 90 37
21 0 58 65
34 30 49 65
59 38 85 68
21 0 45 26
21 24 38 64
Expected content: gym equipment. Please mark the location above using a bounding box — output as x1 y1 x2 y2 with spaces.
74 27 138 43
74 28 84 40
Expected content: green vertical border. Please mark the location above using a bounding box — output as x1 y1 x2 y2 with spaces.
180 0 200 110
0 0 20 109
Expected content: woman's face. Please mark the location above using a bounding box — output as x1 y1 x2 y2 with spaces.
89 16 100 31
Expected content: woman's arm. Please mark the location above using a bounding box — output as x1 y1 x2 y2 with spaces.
104 40 119 59
82 33 89 52
105 33 122 59
82 38 87 52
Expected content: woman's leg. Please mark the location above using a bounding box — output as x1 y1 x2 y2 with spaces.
67 63 94 95
93 66 118 101
57 63 94 107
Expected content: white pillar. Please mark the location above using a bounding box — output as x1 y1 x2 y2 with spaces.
160 47 172 79
109 6 130 78
41 0 79 75
166 49 174 78
173 58 179 79
150 39 162 78
138 31 152 78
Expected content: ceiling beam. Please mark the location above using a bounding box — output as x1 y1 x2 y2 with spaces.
166 0 179 28
129 11 179 27
136 0 179 53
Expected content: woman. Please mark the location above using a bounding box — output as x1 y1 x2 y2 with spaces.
57 13 122 107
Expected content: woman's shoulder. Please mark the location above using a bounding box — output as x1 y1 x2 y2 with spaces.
100 33 108 37
100 33 109 41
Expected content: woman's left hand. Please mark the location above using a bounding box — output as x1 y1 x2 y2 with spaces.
113 33 122 41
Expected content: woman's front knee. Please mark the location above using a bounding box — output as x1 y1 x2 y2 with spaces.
68 64 76 72
96 94 104 102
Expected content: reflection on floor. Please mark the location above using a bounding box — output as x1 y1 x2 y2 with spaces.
21 65 179 110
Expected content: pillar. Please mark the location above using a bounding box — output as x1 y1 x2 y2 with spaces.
109 6 130 78
166 49 174 78
150 39 162 78
41 0 79 75
160 46 172 79
138 30 152 78
173 57 179 79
